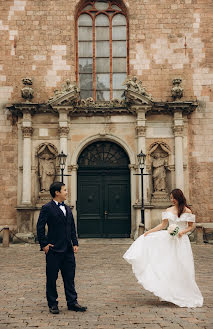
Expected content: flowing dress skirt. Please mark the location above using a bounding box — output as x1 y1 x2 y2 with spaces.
123 231 203 308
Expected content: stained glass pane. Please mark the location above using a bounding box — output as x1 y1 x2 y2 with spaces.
78 141 129 167
78 14 93 26
112 90 124 99
95 14 109 26
95 1 109 11
112 58 126 72
83 5 93 10
112 41 126 57
96 73 110 90
78 26 93 41
111 5 121 11
96 41 110 57
80 90 93 99
112 26 126 40
96 58 110 73
95 26 109 40
79 73 93 90
112 73 126 89
96 90 110 101
79 58 93 73
112 14 126 26
79 41 93 57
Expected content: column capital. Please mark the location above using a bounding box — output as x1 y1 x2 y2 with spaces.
58 126 70 137
70 164 79 171
173 125 184 137
22 126 33 137
136 125 146 137
128 164 137 170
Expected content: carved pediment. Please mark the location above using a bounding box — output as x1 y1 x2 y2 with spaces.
47 80 80 106
122 76 153 105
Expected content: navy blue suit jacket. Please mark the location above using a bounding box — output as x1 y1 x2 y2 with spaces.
37 200 78 252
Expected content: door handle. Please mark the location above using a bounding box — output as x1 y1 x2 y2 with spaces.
104 210 108 219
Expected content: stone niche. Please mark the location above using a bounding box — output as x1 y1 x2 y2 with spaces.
36 143 58 205
149 141 172 203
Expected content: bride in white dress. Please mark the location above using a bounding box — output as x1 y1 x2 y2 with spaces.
123 189 203 308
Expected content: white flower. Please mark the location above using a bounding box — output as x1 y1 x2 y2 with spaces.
168 224 179 236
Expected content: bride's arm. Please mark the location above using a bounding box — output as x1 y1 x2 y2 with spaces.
144 219 168 237
178 222 194 238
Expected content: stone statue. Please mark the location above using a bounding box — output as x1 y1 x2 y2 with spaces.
171 78 183 101
152 152 168 192
21 78 34 102
39 154 56 192
122 76 152 101
37 144 57 192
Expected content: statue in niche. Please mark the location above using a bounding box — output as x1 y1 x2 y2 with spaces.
37 144 57 192
152 151 168 192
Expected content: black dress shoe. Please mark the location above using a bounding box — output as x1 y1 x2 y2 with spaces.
68 303 87 312
49 305 59 314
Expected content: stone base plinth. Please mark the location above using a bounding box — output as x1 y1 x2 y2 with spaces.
12 232 35 244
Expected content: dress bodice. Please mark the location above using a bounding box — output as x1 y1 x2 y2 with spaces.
162 211 195 230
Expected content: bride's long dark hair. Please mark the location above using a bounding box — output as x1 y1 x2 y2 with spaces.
170 189 191 217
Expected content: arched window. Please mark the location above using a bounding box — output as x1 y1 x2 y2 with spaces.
76 0 128 101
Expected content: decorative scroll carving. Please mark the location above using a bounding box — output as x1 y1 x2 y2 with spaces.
122 76 153 105
48 79 80 106
136 125 146 137
173 125 184 137
37 143 58 192
21 78 34 102
21 127 33 137
171 78 183 101
58 126 70 137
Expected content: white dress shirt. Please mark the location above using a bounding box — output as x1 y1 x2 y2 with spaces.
54 200 66 216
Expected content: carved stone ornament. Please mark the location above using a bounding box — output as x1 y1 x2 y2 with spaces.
148 142 171 198
122 76 153 105
37 143 58 192
48 79 80 106
173 125 184 136
171 78 183 101
58 126 70 137
21 78 34 102
136 125 146 137
21 126 33 137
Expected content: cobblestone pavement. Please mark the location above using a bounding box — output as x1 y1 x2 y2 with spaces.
0 240 213 329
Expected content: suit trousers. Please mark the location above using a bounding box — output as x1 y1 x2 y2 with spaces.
46 248 77 307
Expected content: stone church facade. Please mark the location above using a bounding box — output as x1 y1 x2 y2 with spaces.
0 0 212 239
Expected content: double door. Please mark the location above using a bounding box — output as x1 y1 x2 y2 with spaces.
77 170 130 237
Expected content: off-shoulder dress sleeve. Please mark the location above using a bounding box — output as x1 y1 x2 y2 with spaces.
161 211 195 222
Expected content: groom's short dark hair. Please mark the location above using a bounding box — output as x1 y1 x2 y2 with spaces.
50 182 65 197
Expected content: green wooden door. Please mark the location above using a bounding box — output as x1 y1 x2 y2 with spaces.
77 141 131 238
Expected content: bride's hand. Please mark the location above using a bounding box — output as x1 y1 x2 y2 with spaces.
144 231 150 237
178 231 184 238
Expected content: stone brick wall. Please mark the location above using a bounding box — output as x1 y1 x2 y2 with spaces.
0 0 213 227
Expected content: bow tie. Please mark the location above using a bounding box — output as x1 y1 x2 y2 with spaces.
58 201 65 207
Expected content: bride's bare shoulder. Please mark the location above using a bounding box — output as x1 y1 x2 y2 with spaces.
184 207 192 214
166 206 174 212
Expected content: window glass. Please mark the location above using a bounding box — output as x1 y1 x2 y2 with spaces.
77 3 127 101
112 41 126 57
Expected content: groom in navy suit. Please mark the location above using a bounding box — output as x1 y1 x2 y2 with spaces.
37 181 87 314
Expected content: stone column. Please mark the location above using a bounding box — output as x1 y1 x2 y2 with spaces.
58 109 70 187
21 119 33 205
135 107 147 203
173 111 184 191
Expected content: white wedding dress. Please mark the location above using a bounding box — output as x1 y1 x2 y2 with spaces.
123 212 203 308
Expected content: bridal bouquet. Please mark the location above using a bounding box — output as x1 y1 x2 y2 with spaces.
168 224 179 236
